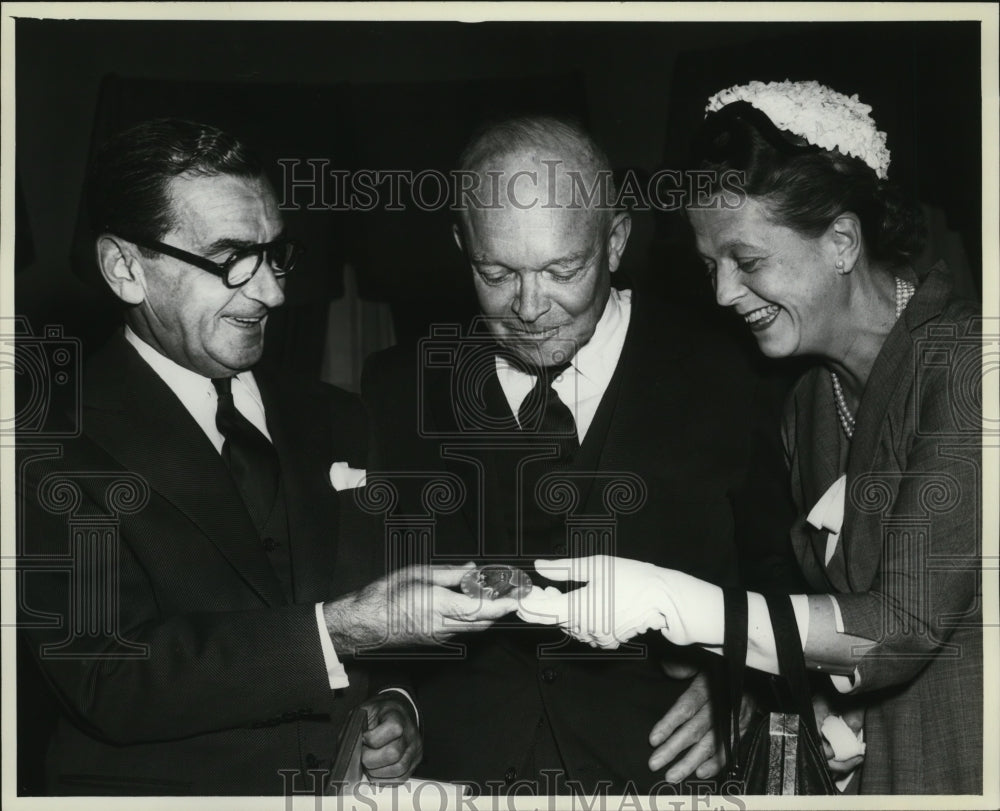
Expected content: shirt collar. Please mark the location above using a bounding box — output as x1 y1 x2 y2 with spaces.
572 287 626 384
494 287 627 380
123 325 262 404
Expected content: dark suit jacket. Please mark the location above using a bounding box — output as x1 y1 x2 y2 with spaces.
783 264 982 794
361 289 796 792
17 332 382 795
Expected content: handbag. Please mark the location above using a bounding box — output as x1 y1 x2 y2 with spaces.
720 589 836 795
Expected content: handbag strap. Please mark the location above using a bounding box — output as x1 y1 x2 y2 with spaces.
722 587 749 770
762 592 824 744
722 590 823 768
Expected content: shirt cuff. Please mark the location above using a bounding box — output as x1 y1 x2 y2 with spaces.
378 687 421 728
315 602 349 690
827 595 862 693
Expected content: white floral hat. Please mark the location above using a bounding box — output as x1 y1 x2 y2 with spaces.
705 80 890 180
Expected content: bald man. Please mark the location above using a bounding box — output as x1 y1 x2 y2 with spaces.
361 116 794 795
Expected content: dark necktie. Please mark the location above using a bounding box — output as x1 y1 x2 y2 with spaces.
517 361 579 461
508 361 579 550
212 377 280 531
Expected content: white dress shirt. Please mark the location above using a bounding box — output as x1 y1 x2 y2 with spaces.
495 287 632 441
124 326 350 690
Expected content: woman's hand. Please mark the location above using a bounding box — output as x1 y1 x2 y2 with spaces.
813 693 866 776
517 555 725 649
520 555 668 647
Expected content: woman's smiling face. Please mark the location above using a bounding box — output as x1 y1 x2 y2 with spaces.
689 196 844 359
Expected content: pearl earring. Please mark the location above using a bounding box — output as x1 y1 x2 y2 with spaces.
836 259 847 274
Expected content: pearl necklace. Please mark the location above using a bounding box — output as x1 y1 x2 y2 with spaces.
830 276 915 440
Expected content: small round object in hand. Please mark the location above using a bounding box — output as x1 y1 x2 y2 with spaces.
460 565 532 600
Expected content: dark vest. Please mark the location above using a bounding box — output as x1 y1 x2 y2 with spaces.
490 357 626 563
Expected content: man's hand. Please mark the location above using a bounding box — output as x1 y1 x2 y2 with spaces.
648 671 755 782
359 693 422 783
324 563 519 654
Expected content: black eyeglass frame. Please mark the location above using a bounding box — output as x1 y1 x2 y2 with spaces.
114 233 303 288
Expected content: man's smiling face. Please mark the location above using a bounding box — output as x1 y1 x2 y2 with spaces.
456 151 630 368
128 172 286 377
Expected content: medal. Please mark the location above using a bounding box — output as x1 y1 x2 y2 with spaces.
460 565 532 600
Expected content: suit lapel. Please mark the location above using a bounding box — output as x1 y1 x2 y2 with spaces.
794 371 851 591
256 376 339 603
843 267 951 590
589 295 641 481
797 373 844 505
589 293 685 492
83 335 286 606
426 358 515 552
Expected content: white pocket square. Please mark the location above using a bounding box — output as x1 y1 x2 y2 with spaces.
806 474 847 535
330 461 367 491
806 474 847 566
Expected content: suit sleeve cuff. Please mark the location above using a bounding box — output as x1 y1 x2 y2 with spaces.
828 595 862 693
378 687 420 728
315 602 350 690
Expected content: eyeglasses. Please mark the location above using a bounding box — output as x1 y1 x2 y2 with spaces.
117 233 303 288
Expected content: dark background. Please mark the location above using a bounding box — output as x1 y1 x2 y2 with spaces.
15 19 982 371
12 17 984 795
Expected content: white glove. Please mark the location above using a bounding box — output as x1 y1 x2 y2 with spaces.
821 714 866 761
516 585 569 625
519 556 725 649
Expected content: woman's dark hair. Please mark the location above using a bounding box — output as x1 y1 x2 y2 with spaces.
689 101 926 267
87 118 264 252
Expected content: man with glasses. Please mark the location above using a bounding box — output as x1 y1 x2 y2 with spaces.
16 118 516 795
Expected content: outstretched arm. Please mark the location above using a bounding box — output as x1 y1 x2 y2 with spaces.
519 556 870 676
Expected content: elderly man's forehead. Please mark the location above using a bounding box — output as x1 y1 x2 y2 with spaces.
482 148 602 195
468 200 600 235
461 153 610 235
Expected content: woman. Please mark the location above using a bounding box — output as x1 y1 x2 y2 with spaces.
521 80 982 794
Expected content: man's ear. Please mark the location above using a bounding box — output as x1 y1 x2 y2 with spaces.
606 211 632 274
96 235 147 305
827 213 863 274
